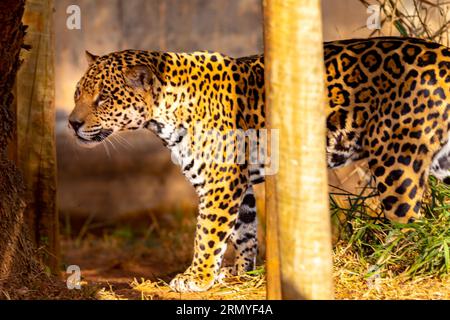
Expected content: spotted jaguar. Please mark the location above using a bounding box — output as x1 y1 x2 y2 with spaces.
68 37 450 292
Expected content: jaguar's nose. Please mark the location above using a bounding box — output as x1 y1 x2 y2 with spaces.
69 119 85 133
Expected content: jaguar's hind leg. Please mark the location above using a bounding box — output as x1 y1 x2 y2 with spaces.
227 185 258 275
368 151 429 223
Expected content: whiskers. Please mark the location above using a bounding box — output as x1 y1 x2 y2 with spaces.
102 142 111 158
112 134 134 150
101 133 135 159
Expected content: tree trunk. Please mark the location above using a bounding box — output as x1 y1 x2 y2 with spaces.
264 0 334 299
0 0 44 297
15 0 59 275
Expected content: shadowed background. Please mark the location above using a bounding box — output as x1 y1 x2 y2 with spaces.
55 0 373 224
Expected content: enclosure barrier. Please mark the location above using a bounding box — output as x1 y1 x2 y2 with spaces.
264 0 334 300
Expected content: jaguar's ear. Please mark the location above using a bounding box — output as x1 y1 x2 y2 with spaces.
85 50 99 66
124 65 153 90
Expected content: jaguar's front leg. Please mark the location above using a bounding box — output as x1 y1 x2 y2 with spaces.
169 173 247 292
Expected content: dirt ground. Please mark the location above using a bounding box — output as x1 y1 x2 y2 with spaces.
61 211 266 300
58 212 450 300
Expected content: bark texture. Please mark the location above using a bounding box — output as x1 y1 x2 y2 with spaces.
0 0 45 297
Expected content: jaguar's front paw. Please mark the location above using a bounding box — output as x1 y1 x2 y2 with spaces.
169 268 215 292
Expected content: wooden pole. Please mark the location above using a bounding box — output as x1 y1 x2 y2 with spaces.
263 0 334 299
15 0 59 275
265 174 282 299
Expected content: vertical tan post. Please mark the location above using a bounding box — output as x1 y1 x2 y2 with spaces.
265 175 282 299
263 0 334 299
16 0 59 274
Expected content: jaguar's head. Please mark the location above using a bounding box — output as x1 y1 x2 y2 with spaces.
68 50 158 147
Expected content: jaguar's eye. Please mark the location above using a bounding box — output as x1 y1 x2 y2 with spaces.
93 93 108 107
98 98 107 107
74 86 81 101
93 93 101 106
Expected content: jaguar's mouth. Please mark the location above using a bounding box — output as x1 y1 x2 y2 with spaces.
75 129 114 147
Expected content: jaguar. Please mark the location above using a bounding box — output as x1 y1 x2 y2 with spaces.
68 36 450 292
